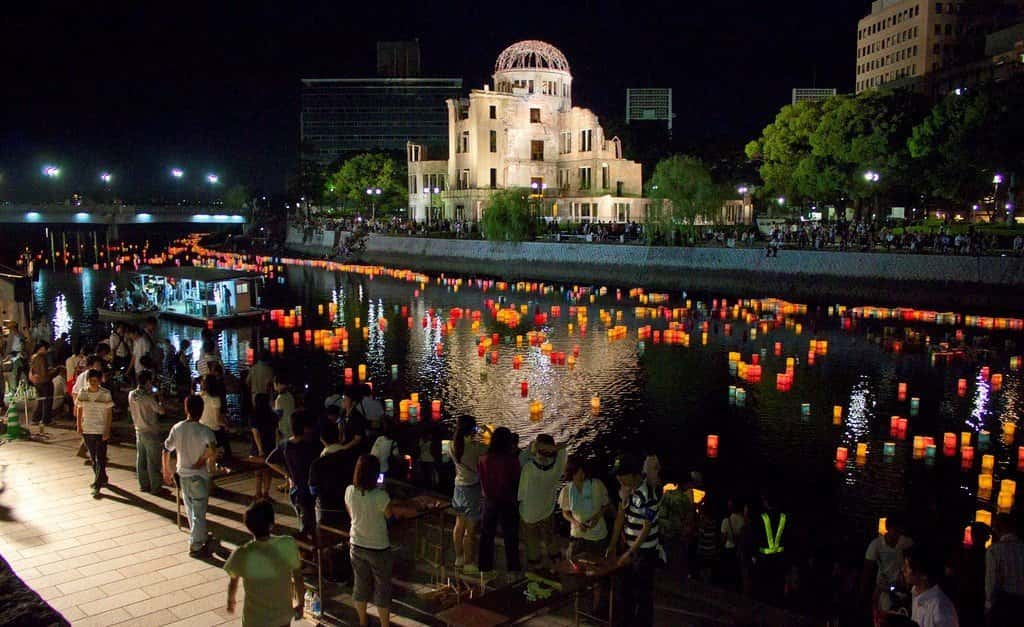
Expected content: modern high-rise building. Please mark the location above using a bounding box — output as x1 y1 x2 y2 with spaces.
406 40 646 224
791 88 837 104
856 1 1024 94
300 41 462 164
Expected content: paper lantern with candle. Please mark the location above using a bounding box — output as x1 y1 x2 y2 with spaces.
897 382 907 401
910 397 920 416
833 406 842 425
706 435 720 458
982 454 995 473
979 473 994 491
835 446 849 464
958 378 967 397
883 441 896 456
344 367 354 384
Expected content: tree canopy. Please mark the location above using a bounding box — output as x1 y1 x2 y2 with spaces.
480 188 535 242
647 154 724 235
222 184 249 211
323 153 406 215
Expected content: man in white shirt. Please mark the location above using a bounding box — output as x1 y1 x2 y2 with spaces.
76 369 113 498
517 434 568 571
904 545 959 627
108 322 130 369
863 515 913 613
129 370 166 494
162 394 218 557
129 327 152 379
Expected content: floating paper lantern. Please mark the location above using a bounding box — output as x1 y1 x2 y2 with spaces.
998 490 1014 513
878 517 887 535
384 399 394 416
943 433 957 455
910 397 920 416
856 442 869 459
292 331 300 345
979 430 991 452
410 392 420 405
706 435 719 458
833 405 842 425
897 382 907 401
981 366 990 381
391 364 399 380
590 396 600 413
431 399 441 419
344 367 354 384
982 454 995 474
925 444 936 460
979 473 994 491
529 400 543 421
976 510 992 527
399 399 410 421
835 446 849 464
961 432 972 448
958 378 968 397
961 445 975 469
991 374 1003 392
521 380 529 397
736 388 746 407
883 442 896 456
358 364 367 381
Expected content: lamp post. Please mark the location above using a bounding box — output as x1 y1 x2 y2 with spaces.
206 173 219 207
422 186 440 226
530 182 548 220
42 165 61 202
366 187 382 221
171 168 184 205
993 173 1003 222
863 171 880 221
100 172 112 204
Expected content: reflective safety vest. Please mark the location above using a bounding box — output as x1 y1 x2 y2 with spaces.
759 512 787 555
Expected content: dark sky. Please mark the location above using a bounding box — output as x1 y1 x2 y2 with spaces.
0 0 868 200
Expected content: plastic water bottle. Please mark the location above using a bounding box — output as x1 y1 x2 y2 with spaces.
311 592 322 616
303 590 312 614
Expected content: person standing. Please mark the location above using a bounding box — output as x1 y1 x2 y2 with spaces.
199 374 233 464
128 370 166 494
720 498 747 591
162 394 218 557
128 326 153 382
247 392 278 501
607 454 660 627
754 493 791 606
28 340 57 425
345 454 395 627
370 421 398 478
76 369 113 498
224 500 303 627
108 322 130 371
450 415 486 575
477 426 522 577
266 410 322 539
338 386 368 454
518 434 568 571
273 375 296 441
986 513 1024 625
247 351 274 406
559 456 611 558
904 545 960 627
863 514 913 616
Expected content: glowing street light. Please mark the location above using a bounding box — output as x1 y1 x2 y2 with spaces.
863 171 880 183
737 186 749 195
422 186 440 225
993 174 1004 185
100 172 112 184
42 165 61 178
206 173 219 184
776 197 785 205
171 168 184 179
366 186 382 220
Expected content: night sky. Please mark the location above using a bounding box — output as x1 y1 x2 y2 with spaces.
0 1 868 200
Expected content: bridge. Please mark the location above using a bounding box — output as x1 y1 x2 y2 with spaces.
0 203 249 227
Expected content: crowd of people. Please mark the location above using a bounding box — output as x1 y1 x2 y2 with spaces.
7 314 1024 627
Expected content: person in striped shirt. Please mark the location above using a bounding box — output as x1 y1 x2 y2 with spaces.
607 454 659 626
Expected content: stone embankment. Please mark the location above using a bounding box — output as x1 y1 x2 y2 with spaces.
286 228 1024 311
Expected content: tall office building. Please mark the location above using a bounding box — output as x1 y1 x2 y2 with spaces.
791 88 837 104
856 1 1024 94
301 41 463 164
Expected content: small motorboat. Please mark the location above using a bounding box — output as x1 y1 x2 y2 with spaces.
97 307 158 322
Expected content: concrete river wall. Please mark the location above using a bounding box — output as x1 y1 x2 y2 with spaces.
286 228 1024 311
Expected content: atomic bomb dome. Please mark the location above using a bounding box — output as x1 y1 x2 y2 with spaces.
406 39 646 227
494 40 571 75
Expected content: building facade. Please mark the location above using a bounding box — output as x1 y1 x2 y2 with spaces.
301 41 462 164
791 88 837 104
856 1 1024 94
407 40 645 224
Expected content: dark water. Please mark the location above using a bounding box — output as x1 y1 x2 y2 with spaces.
32 262 1024 556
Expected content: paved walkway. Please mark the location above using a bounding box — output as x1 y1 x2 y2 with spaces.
0 428 320 627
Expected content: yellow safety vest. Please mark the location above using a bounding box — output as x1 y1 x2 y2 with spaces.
759 512 787 555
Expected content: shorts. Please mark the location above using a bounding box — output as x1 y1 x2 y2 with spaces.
350 545 393 608
568 537 607 561
452 483 482 521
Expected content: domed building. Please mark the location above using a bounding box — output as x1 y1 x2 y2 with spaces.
407 40 646 225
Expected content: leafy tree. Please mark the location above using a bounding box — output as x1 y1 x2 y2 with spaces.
223 184 250 211
745 100 825 202
323 153 406 215
647 155 724 241
909 81 1024 211
480 188 535 242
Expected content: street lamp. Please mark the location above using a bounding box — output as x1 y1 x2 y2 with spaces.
100 172 112 184
42 165 61 202
864 171 880 220
366 187 382 221
422 186 440 225
206 173 219 184
737 186 749 195
170 168 184 204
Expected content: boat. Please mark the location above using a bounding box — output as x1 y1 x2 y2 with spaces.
134 266 267 327
97 307 159 322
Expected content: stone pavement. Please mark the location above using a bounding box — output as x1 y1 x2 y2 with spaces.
0 428 320 627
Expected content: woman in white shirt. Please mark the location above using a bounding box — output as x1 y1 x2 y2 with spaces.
558 456 611 558
345 454 394 627
450 415 487 575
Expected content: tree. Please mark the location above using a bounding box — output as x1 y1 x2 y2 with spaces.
745 100 826 203
322 153 406 215
647 155 724 242
223 184 249 212
480 188 535 242
909 81 1024 211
